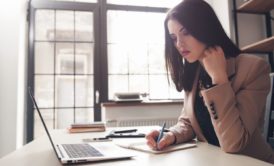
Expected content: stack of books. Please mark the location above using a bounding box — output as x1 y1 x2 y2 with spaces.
67 122 106 133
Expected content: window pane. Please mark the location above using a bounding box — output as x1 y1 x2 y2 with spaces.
149 75 169 99
148 44 166 74
75 76 93 107
108 44 128 74
107 11 125 43
56 43 74 74
107 0 181 8
55 76 74 107
146 13 165 44
75 43 94 74
56 109 74 128
108 11 163 44
128 44 148 74
169 84 184 99
56 10 74 41
107 10 171 99
75 11 94 41
108 75 128 98
35 42 54 74
35 10 54 41
129 75 148 93
75 108 94 123
34 109 54 138
35 76 54 108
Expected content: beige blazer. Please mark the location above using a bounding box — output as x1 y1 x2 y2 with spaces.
170 54 274 163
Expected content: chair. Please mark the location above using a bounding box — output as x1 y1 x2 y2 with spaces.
263 73 274 141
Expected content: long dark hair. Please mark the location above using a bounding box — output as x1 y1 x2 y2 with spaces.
165 0 241 92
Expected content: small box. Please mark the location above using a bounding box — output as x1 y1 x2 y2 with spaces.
114 92 143 102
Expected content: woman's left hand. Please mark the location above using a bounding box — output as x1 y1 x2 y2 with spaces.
200 46 228 85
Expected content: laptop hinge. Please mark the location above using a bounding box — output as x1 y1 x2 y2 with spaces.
56 145 65 159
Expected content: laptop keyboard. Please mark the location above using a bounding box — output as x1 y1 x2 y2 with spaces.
62 144 103 158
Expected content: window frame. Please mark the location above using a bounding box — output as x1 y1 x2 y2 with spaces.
27 0 100 142
27 0 178 142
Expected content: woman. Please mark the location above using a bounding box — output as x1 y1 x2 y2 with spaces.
145 0 274 163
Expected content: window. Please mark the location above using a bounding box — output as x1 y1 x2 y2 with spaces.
107 0 181 8
30 4 97 139
28 0 182 141
107 10 182 100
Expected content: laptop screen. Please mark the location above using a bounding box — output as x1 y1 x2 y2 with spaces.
28 87 59 158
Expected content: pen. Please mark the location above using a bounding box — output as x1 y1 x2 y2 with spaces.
82 137 112 142
156 122 166 150
113 129 137 133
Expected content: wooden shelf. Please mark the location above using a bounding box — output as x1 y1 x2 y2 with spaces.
241 36 274 53
238 0 274 13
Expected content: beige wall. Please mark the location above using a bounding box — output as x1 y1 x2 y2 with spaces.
0 0 28 157
211 0 231 37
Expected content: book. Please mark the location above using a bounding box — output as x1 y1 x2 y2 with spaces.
67 122 106 133
67 127 106 133
70 122 106 128
114 138 197 154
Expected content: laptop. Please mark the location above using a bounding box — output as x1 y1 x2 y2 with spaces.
28 88 134 164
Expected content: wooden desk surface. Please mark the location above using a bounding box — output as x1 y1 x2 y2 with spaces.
0 127 272 166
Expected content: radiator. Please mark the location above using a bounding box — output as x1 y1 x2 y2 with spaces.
106 118 177 128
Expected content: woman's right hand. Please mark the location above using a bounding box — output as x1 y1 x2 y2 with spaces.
145 130 176 150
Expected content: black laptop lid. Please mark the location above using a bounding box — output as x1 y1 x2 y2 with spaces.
28 87 59 158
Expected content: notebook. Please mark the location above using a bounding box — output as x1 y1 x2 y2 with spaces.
28 88 134 164
114 138 197 154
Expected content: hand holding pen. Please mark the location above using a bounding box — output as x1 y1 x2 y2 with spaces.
145 122 176 150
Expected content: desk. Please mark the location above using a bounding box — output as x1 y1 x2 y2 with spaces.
0 127 272 166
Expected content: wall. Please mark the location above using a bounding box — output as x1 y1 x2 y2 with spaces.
0 0 28 157
211 0 231 37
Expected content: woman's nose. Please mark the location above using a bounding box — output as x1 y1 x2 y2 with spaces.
176 37 184 49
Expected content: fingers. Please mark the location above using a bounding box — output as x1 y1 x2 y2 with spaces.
145 130 175 150
145 130 159 149
157 132 175 150
215 46 225 57
204 46 223 56
204 46 216 56
157 136 169 150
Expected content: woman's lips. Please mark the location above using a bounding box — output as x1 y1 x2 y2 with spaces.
181 50 190 57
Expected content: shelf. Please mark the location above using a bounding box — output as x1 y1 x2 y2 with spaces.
241 36 274 53
238 0 274 13
268 137 274 149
